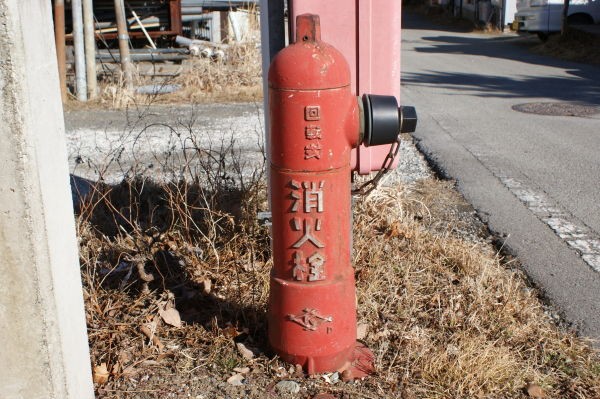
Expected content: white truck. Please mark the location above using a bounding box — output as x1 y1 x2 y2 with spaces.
514 0 600 40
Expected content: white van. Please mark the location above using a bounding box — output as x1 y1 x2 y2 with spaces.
514 0 600 40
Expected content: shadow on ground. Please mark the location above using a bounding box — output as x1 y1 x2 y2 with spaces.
73 173 272 357
402 11 600 105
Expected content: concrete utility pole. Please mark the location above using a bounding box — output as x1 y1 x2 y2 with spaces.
72 0 88 101
83 0 97 99
114 0 134 89
54 0 68 101
0 1 94 398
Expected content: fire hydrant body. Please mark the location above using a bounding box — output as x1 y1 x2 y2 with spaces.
268 15 360 374
268 14 416 376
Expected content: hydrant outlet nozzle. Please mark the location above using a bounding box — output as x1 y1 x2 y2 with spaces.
360 95 419 146
400 105 418 134
361 94 399 147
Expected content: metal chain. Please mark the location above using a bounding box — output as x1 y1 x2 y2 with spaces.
351 135 402 197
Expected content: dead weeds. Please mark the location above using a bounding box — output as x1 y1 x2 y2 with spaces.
354 183 600 398
171 41 262 104
77 153 600 398
533 28 600 66
71 41 263 111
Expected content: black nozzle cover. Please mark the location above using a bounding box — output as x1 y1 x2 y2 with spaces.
362 94 400 147
400 106 418 134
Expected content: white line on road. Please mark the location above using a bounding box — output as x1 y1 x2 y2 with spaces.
468 147 600 273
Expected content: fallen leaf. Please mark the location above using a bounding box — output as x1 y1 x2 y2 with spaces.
93 363 110 384
111 362 120 375
140 322 164 350
275 380 300 394
372 328 391 341
386 221 405 238
118 349 132 364
202 279 212 295
159 307 182 328
357 323 369 340
141 360 160 367
121 365 138 378
227 373 245 386
313 394 337 399
526 383 547 398
236 342 255 360
222 325 240 338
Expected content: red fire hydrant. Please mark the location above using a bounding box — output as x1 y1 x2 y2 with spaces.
268 14 416 377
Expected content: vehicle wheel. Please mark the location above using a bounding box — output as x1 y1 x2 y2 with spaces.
567 13 593 25
537 32 549 41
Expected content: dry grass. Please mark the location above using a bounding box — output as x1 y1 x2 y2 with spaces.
354 182 600 398
171 41 263 103
86 40 262 110
75 133 600 397
533 28 600 66
64 7 262 111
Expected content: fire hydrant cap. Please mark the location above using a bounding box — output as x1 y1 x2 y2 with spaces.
268 14 351 90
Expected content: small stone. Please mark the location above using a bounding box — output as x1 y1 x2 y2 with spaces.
233 367 251 374
226 373 245 386
236 342 255 360
341 369 353 382
275 380 300 394
313 394 336 399
356 323 369 340
330 372 340 384
293 364 304 377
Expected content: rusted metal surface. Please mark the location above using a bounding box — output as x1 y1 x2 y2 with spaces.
512 102 600 117
169 0 183 39
268 14 363 376
182 0 258 9
83 0 97 99
114 0 133 89
62 0 183 41
54 0 67 101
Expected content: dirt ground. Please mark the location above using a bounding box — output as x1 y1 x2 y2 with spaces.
66 10 600 397
69 103 600 398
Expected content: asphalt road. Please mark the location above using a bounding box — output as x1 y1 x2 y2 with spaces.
401 13 600 341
